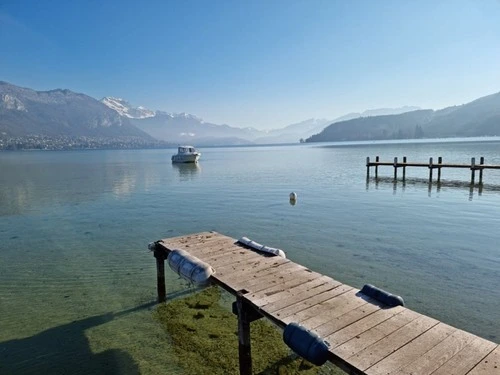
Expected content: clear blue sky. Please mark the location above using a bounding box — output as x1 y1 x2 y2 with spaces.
1 0 499 129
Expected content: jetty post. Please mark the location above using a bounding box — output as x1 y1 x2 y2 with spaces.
375 156 379 178
471 157 476 185
154 248 167 303
479 156 485 185
393 157 398 181
236 292 253 375
366 157 370 179
428 157 433 182
437 157 443 183
402 156 407 182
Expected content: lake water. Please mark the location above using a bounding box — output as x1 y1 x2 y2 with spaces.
1 138 499 374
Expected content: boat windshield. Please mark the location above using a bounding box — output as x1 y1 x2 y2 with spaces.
178 147 196 153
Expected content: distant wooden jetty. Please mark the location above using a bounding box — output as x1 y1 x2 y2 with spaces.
149 231 499 375
366 156 500 185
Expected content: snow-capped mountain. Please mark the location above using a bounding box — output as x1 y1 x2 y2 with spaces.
101 97 155 119
0 81 153 139
101 97 265 144
129 110 263 146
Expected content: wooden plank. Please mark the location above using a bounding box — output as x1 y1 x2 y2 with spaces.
467 345 500 375
159 231 221 248
184 241 241 258
325 306 405 348
314 300 385 338
215 256 289 278
272 284 353 320
260 281 343 316
163 234 249 256
369 161 500 169
161 242 266 274
293 290 372 329
262 280 346 315
233 265 314 294
248 275 336 308
347 315 439 371
160 231 216 243
431 338 497 375
229 262 307 292
365 322 456 375
201 247 266 268
333 309 420 359
397 329 477 375
158 238 235 256
166 237 240 257
215 258 291 291
217 258 293 286
280 288 359 324
243 269 323 299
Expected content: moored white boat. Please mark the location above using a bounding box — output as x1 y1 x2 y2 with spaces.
171 146 201 163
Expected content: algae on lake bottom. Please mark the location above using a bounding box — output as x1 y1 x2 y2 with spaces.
154 286 345 375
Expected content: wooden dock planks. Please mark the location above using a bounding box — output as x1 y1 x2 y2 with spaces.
155 231 499 375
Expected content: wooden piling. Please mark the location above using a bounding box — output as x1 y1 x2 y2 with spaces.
367 156 500 186
479 156 484 185
154 250 166 303
402 156 407 182
437 156 442 183
471 157 476 185
236 293 252 375
366 157 370 178
393 157 398 181
429 157 433 182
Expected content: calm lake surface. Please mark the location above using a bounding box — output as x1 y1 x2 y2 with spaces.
1 138 500 374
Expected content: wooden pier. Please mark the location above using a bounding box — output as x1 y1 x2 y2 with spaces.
366 156 500 185
150 232 499 375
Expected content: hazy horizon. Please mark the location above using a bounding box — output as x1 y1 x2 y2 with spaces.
1 0 499 129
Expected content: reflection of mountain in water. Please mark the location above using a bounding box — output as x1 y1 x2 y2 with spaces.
171 162 201 181
0 152 160 216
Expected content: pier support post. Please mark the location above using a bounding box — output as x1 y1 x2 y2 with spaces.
366 157 370 179
479 157 484 185
437 157 442 183
154 249 167 303
393 157 398 181
429 157 433 183
375 156 379 179
236 293 253 375
402 156 407 182
471 157 476 185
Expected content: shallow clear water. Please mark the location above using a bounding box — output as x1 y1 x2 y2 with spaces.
1 138 499 373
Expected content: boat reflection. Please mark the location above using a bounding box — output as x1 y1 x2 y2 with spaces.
171 162 201 180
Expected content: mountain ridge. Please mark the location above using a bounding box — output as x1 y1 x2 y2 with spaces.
306 91 500 142
100 95 420 144
0 81 152 140
4 80 497 148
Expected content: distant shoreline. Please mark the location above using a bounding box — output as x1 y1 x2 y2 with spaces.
2 135 500 151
